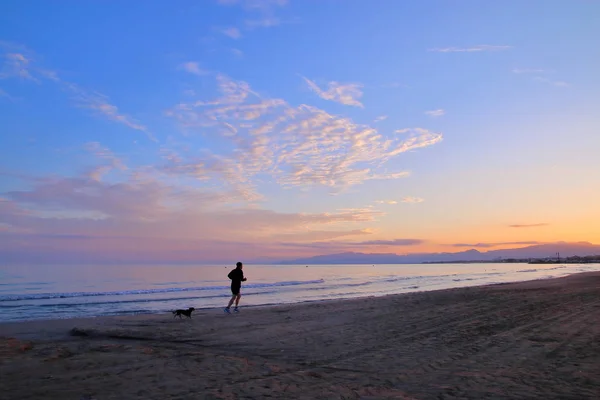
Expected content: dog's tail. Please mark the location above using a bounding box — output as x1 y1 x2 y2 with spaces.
172 310 177 314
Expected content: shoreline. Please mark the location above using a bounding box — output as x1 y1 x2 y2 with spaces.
1 267 589 326
0 271 596 339
3 272 600 399
0 272 561 330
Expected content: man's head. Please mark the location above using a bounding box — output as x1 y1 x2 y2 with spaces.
236 261 243 269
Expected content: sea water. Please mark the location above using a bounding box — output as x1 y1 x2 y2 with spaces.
1 263 599 322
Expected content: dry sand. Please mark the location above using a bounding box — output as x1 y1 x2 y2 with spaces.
2 272 600 399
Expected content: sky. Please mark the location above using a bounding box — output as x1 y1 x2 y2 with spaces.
1 0 599 264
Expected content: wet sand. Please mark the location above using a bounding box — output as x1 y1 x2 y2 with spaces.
2 272 600 399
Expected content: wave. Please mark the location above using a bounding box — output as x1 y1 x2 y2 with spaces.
0 290 284 308
517 266 567 273
0 279 325 302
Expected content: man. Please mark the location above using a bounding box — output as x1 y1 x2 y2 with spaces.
224 261 247 314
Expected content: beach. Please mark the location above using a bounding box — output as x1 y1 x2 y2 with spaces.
2 272 600 399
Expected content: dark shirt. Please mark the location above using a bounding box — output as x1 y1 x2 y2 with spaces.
228 268 245 286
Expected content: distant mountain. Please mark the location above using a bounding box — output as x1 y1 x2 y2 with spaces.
484 242 600 259
277 242 600 265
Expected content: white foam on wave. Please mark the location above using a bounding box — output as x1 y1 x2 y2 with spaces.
0 279 326 302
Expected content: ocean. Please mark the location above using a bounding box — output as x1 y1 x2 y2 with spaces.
1 262 600 323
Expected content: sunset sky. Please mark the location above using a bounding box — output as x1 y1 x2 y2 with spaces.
1 1 599 264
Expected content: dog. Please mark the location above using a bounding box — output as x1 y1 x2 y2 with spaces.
172 307 195 319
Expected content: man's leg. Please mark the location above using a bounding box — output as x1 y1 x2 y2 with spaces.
234 293 241 307
225 294 236 311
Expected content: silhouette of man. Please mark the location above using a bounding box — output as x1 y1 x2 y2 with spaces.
224 261 247 313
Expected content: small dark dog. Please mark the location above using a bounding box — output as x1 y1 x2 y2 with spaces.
172 307 195 319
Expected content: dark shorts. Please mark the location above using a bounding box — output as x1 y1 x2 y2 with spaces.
231 285 241 295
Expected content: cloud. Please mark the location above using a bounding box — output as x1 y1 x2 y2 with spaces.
534 77 570 88
216 0 290 41
276 228 373 242
0 52 38 81
67 84 153 139
231 48 244 58
222 27 242 39
0 87 14 101
302 77 364 108
0 152 391 263
166 74 442 193
279 238 425 249
401 197 424 204
451 241 542 248
424 109 445 118
374 115 388 123
512 68 546 74
179 61 209 76
245 17 282 28
508 223 549 228
354 238 423 246
512 68 569 88
83 142 128 182
375 200 397 205
429 45 512 53
3 144 384 230
0 43 153 140
392 129 443 156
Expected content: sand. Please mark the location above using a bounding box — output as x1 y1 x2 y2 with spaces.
2 272 600 400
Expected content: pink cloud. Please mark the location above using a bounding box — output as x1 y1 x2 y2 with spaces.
0 148 386 263
165 75 441 193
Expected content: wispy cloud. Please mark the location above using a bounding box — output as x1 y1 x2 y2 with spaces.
178 61 209 76
231 48 244 58
375 200 397 205
221 27 242 39
451 241 542 248
0 52 38 81
280 237 425 249
0 87 14 101
509 223 549 228
166 74 442 194
429 45 512 53
374 115 388 123
375 196 424 205
512 68 569 88
354 238 423 246
214 0 290 43
64 82 154 140
302 77 364 108
276 228 373 242
0 147 392 263
84 142 128 182
534 77 570 88
401 197 424 204
424 109 445 118
245 17 282 28
393 129 443 155
0 43 153 140
77 92 149 133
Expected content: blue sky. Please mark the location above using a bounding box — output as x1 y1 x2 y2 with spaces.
1 0 599 264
